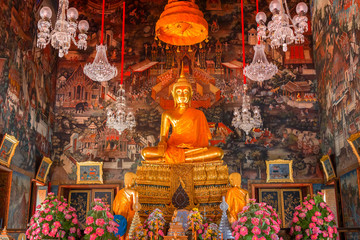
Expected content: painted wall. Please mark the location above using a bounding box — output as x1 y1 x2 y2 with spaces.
312 0 360 237
0 0 56 232
51 0 322 187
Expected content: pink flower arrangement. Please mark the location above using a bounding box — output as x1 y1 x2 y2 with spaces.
232 199 283 240
143 208 166 240
26 192 81 240
83 198 119 240
290 193 338 240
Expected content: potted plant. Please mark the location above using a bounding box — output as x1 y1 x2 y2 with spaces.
143 208 166 239
290 193 338 240
26 192 81 240
130 224 148 240
231 199 282 240
187 208 204 238
83 198 119 240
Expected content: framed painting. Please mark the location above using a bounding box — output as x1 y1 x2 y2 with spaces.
320 155 336 182
266 159 294 183
76 161 103 184
347 131 360 164
69 190 91 227
7 171 31 230
35 157 52 183
0 134 19 168
91 189 114 212
281 189 302 228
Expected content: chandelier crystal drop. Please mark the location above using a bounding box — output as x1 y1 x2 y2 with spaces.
106 85 136 134
232 86 262 135
83 44 118 82
256 0 308 52
244 44 278 82
37 0 89 57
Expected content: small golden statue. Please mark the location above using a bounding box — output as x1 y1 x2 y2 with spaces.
225 173 249 224
141 67 223 164
113 172 138 238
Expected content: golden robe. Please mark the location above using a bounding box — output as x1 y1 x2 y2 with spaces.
225 187 248 222
164 108 212 164
113 189 135 231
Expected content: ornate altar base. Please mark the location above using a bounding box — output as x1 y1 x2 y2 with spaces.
135 161 230 221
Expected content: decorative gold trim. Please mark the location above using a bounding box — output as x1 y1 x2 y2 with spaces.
0 133 19 168
35 157 53 183
347 131 360 164
320 155 336 182
266 159 294 183
76 161 103 184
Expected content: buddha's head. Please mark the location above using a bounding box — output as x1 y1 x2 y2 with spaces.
124 172 137 188
171 67 193 107
229 173 241 188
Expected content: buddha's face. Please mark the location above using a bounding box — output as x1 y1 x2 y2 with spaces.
173 86 191 105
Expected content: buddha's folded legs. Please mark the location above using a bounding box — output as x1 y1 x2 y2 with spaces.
185 146 224 163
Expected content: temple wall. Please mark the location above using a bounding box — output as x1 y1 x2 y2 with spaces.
51 0 323 188
0 0 57 235
312 0 360 238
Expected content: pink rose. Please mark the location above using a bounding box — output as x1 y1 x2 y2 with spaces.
68 237 75 240
252 226 261 235
295 234 303 240
93 205 103 211
89 234 98 240
252 235 259 240
328 226 334 233
95 218 105 226
235 232 240 240
58 206 65 212
315 211 321 217
239 216 247 223
309 199 315 205
44 208 50 213
295 225 301 232
299 213 306 218
198 229 202 234
54 221 61 228
259 237 266 240
271 234 278 240
42 228 49 236
322 231 328 237
254 210 264 216
320 202 326 208
310 234 318 240
292 216 299 223
72 218 78 224
305 229 310 236
45 215 53 221
84 227 93 235
70 227 76 233
65 214 72 220
106 211 114 219
306 204 313 210
239 226 248 236
311 216 318 222
96 228 104 237
251 218 260 226
263 226 270 235
318 219 324 225
309 223 316 228
86 216 94 225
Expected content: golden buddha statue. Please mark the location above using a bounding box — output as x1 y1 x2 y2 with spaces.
141 68 223 164
113 172 138 238
225 173 249 224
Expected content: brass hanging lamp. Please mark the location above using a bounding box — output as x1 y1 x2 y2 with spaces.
155 0 208 46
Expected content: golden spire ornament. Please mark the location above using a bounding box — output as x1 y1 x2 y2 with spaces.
155 0 208 46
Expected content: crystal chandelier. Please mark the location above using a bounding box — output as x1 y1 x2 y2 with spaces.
106 85 136 134
83 0 117 82
37 0 89 57
256 0 308 52
244 44 278 82
232 85 262 135
84 45 118 82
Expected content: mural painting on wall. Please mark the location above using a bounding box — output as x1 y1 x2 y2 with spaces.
340 169 360 240
52 0 322 184
312 0 360 176
0 0 56 173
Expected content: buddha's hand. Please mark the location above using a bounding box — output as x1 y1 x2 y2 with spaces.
158 141 167 156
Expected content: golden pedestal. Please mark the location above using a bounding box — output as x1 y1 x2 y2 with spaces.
135 161 230 221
